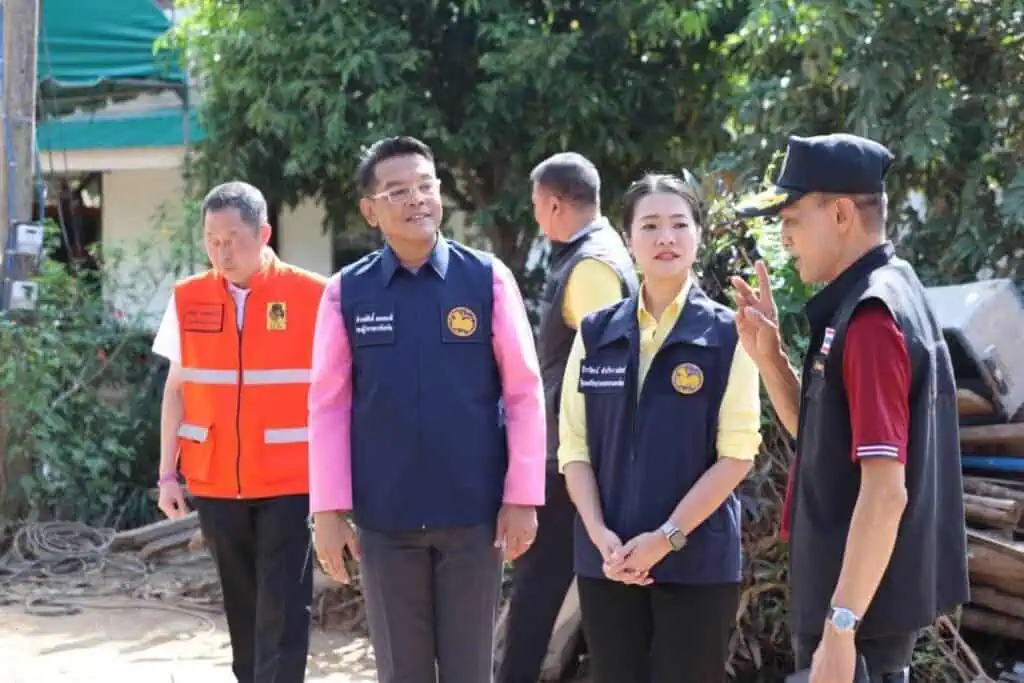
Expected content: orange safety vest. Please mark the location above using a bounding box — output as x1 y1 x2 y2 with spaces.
174 254 326 499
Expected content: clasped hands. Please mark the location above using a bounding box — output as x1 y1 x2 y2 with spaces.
591 525 671 585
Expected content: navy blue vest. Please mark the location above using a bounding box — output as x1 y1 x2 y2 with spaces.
340 238 508 532
575 286 742 584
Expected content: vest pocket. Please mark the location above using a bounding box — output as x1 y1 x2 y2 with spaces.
178 422 215 483
258 426 309 483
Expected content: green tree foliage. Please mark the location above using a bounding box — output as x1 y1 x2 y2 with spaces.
171 1 749 276
720 0 1024 285
0 212 197 529
174 0 1023 287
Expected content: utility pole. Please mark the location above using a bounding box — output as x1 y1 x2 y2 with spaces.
1 0 41 297
0 0 41 519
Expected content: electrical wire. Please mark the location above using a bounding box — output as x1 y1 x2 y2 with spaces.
0 520 219 630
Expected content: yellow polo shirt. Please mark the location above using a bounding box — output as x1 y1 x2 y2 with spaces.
557 281 762 472
562 258 625 329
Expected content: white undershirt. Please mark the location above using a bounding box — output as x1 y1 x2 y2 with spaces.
151 282 250 364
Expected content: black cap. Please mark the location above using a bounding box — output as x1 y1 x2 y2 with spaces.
735 133 895 218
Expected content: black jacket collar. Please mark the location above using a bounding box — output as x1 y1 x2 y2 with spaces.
804 242 894 330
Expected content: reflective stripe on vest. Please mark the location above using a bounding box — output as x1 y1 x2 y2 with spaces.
244 369 311 384
181 368 311 385
178 423 308 445
264 427 309 444
178 423 209 442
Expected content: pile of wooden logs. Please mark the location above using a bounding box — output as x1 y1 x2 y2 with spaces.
958 389 1024 641
110 511 202 561
114 510 363 630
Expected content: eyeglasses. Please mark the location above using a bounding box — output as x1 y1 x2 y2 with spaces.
370 178 442 204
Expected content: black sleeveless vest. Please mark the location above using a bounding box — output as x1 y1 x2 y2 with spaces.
537 219 638 463
789 243 970 637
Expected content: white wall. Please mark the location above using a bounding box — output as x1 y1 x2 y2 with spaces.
101 166 199 331
42 146 339 332
278 199 332 276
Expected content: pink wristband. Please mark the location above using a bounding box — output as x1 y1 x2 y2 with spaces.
158 472 178 485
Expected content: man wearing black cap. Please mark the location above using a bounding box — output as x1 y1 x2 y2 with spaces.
730 133 969 683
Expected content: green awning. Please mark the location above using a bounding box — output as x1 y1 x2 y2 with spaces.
37 106 205 151
38 0 186 116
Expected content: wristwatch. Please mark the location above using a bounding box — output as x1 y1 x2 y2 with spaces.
827 606 861 633
659 521 687 552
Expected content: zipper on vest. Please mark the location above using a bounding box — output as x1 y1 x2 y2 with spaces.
415 299 426 531
235 317 244 498
623 375 643 529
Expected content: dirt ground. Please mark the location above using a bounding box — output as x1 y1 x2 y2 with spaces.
0 602 379 683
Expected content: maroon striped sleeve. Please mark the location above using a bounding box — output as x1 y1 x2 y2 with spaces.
843 300 911 464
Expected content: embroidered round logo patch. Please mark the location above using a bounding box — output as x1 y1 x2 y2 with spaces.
447 306 477 337
671 363 704 395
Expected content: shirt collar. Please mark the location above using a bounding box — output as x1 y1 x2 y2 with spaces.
637 278 693 327
380 233 450 285
550 216 611 261
564 216 609 245
597 281 723 350
804 241 894 329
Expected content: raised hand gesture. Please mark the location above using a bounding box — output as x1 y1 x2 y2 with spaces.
730 260 783 364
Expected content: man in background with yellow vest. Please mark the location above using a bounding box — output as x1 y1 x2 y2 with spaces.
152 181 327 683
499 152 638 683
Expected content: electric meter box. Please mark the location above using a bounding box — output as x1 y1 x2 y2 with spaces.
13 222 44 256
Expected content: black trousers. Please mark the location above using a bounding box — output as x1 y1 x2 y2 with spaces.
194 494 313 683
577 576 740 683
793 631 918 682
498 463 578 683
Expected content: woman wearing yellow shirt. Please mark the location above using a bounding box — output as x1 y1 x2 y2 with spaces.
558 173 762 683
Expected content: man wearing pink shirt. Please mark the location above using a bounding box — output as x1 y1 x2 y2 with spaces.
308 135 547 683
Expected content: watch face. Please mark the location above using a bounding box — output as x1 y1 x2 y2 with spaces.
831 609 856 630
660 524 684 551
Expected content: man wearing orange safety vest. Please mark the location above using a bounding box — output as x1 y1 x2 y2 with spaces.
152 181 327 683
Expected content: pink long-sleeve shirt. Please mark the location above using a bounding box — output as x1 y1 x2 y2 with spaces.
308 258 547 513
